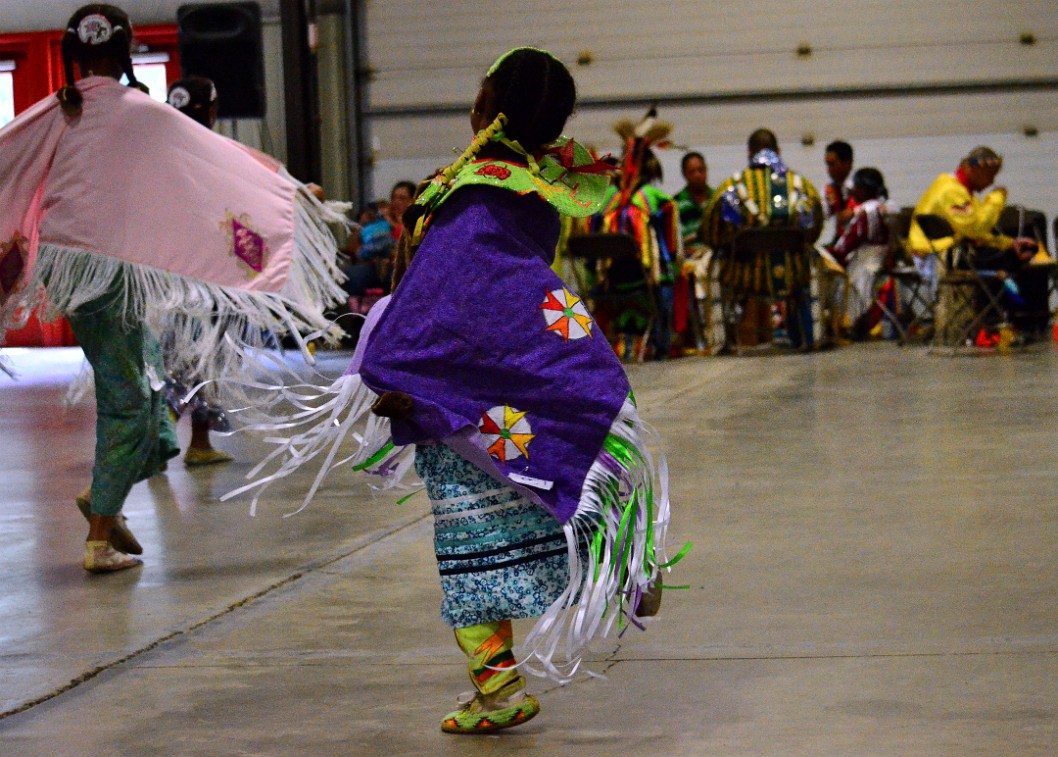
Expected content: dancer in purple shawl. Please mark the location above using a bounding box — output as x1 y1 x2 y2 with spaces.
232 48 680 735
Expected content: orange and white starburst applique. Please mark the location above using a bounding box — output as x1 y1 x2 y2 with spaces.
539 287 593 341
479 405 535 464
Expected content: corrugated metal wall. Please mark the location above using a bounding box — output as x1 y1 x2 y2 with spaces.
12 2 1055 217
362 0 1058 224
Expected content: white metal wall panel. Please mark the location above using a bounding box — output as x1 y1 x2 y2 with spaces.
364 0 1058 107
365 0 1058 221
370 91 1058 159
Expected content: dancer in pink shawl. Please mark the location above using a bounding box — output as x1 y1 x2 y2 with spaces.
0 4 345 572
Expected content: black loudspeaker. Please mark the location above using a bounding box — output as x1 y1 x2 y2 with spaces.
177 2 265 119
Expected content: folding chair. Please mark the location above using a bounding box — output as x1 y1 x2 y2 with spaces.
999 205 1048 250
566 233 658 362
916 214 1006 350
871 209 935 344
998 206 1057 334
812 245 847 347
719 227 810 352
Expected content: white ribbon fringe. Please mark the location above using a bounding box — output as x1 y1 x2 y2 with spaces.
222 373 413 516
520 397 672 684
1 191 348 398
222 380 672 687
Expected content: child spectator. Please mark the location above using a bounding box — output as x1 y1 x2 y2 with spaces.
831 167 897 336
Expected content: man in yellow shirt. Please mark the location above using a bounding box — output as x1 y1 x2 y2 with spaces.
908 147 1035 260
909 146 1043 337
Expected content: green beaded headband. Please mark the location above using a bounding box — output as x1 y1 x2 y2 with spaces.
486 46 560 78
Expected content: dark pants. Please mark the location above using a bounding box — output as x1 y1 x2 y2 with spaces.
963 248 1049 333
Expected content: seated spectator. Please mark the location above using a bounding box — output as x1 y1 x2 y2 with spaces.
701 128 823 349
908 146 1043 337
341 179 417 301
341 202 393 298
673 151 713 352
824 140 856 244
831 168 898 338
674 152 713 250
382 180 416 242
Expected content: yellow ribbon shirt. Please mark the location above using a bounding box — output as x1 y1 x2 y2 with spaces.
908 173 1010 256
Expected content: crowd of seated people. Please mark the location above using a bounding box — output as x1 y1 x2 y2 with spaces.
345 134 1053 358
563 127 1054 357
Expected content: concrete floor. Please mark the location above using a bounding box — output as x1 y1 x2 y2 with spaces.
1 344 1056 756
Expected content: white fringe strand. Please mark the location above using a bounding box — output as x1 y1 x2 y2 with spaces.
1 191 348 397
225 378 673 685
520 397 672 683
221 373 414 516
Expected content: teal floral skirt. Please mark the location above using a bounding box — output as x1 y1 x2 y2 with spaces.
415 443 569 629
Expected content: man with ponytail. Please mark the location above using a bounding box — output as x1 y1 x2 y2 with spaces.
235 48 682 734
0 4 347 573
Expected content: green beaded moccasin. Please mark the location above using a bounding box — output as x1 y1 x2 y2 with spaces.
440 679 540 734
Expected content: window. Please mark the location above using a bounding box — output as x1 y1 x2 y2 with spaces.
0 61 14 128
124 52 170 103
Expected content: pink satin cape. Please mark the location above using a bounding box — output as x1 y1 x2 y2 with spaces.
0 77 302 310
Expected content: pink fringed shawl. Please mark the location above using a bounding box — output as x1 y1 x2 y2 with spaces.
0 76 345 377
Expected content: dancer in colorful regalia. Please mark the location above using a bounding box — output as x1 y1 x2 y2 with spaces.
230 47 682 734
590 111 684 360
701 128 824 349
0 4 345 572
830 167 899 338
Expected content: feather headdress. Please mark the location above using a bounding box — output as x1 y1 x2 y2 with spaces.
613 106 673 207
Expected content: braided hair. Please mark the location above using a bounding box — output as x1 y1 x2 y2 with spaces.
167 76 218 128
484 47 576 153
56 4 145 117
393 49 577 288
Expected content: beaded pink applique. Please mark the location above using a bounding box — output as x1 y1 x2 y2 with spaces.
220 211 266 273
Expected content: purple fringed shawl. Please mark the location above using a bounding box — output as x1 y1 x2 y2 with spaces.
358 185 630 524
